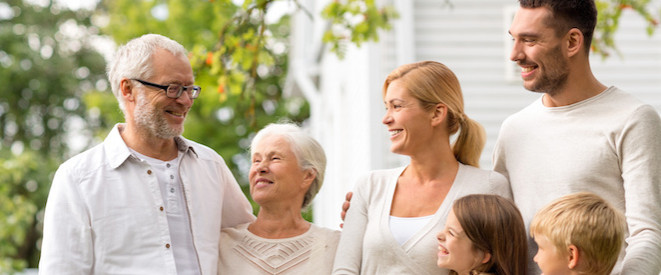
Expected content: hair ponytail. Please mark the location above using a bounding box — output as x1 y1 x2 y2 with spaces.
383 61 486 167
452 115 486 167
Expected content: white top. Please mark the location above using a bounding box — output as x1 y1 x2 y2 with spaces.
130 149 200 275
218 223 340 274
332 164 512 275
494 86 661 275
39 123 256 275
389 215 434 245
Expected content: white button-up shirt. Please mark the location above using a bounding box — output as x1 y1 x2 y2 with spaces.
39 124 255 274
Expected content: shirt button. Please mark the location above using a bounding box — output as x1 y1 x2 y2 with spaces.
159 206 164 211
166 163 171 168
165 243 170 249
147 170 152 175
170 175 174 179
170 188 175 193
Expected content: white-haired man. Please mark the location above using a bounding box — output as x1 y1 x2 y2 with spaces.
39 34 255 274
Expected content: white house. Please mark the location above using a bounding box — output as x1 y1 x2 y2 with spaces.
287 0 661 229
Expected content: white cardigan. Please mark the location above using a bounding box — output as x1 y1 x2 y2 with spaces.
332 164 512 275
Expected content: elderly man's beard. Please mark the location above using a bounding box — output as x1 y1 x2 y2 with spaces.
134 92 183 139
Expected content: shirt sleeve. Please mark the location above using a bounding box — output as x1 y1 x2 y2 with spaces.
492 128 510 182
219 161 255 228
619 105 661 274
38 163 94 274
332 175 369 275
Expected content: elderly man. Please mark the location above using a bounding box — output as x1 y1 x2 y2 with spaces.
495 0 661 274
39 34 254 274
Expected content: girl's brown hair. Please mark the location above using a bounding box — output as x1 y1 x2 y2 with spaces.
451 194 528 275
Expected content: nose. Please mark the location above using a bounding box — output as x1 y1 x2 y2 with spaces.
175 89 194 107
382 110 392 125
254 161 268 173
509 40 524 62
436 230 445 242
533 250 540 263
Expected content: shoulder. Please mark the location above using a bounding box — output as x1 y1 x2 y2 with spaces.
220 222 251 240
309 224 341 252
178 136 224 160
593 87 660 130
460 165 507 183
352 167 403 193
501 97 544 126
458 164 511 198
361 167 405 182
55 142 108 180
310 224 341 239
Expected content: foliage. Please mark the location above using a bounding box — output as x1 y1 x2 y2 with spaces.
0 0 107 271
0 149 58 273
321 0 398 58
594 0 660 58
0 0 106 157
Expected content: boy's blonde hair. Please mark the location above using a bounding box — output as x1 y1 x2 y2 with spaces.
530 192 626 275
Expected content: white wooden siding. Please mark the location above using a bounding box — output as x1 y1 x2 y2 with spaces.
293 0 661 229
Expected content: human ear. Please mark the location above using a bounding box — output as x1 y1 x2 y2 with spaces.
431 103 447 126
120 78 136 102
301 169 316 188
480 251 492 264
567 244 579 269
566 28 583 58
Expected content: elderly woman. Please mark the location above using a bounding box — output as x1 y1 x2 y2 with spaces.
218 123 339 274
333 61 512 274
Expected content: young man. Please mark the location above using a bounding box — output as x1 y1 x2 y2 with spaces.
39 34 255 274
494 0 661 274
530 192 625 275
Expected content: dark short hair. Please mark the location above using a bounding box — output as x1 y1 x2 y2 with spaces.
520 0 597 52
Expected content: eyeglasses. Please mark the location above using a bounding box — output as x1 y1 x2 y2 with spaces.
131 79 201 99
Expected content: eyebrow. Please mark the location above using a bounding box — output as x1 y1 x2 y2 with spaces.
253 150 286 158
509 30 542 39
385 98 406 105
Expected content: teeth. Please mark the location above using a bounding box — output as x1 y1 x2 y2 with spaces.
521 67 534 73
389 130 402 136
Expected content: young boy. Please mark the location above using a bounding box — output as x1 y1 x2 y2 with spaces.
530 192 626 275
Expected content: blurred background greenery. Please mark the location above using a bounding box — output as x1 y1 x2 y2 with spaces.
0 0 658 273
0 0 397 272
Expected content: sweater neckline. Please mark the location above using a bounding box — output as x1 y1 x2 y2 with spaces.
539 86 615 111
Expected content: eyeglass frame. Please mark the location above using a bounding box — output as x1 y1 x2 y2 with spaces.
131 78 201 99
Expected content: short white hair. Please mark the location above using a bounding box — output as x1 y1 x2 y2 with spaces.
250 123 327 208
106 34 188 112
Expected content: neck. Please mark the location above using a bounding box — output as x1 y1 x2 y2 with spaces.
120 122 178 161
542 58 607 107
407 139 459 184
249 205 310 239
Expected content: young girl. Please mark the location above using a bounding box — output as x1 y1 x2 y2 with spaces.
437 194 527 275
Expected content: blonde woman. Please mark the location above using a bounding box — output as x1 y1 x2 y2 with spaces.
332 61 511 275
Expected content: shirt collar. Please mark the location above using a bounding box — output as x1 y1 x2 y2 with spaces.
104 123 197 169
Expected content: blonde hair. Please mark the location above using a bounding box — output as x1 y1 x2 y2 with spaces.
383 61 485 167
530 192 626 275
